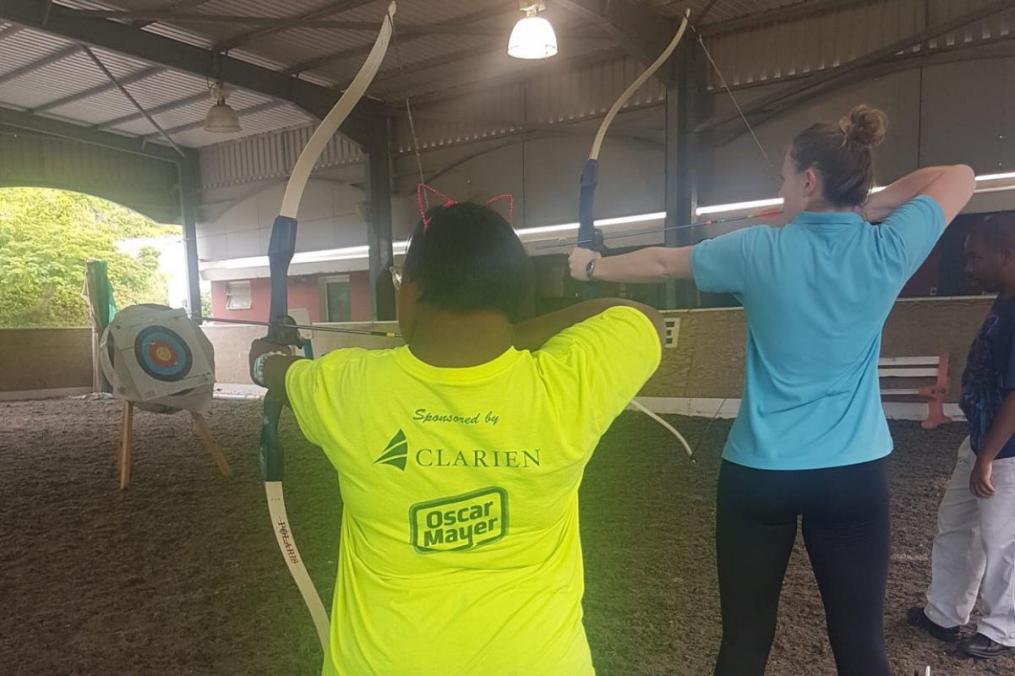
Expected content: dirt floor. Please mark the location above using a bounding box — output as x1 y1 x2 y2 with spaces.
1 397 1013 676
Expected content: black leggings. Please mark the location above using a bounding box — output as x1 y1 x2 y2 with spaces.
714 458 890 676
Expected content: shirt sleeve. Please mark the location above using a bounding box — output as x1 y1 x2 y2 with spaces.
690 226 766 294
284 348 364 449
534 306 662 452
875 195 947 282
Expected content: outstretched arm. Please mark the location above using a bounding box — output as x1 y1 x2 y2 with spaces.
568 246 693 284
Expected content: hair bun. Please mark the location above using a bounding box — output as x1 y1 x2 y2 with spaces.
838 105 887 148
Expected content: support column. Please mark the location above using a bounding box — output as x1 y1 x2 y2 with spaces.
366 115 396 321
177 156 203 322
664 43 709 309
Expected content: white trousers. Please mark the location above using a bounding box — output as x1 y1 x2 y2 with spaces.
924 438 1015 646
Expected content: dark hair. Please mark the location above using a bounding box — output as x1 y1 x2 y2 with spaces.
970 213 1015 252
790 104 888 208
403 202 533 321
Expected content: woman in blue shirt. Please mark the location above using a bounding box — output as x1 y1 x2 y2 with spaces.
569 105 976 675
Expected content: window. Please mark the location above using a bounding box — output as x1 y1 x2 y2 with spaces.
322 275 351 322
225 281 252 310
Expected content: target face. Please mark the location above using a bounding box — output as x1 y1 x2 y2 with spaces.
133 325 193 382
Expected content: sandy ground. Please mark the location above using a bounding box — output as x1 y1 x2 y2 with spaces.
1 397 1012 675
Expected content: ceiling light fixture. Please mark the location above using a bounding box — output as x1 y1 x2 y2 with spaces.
204 82 242 133
508 1 558 60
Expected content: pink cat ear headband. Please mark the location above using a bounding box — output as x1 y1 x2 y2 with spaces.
416 183 514 232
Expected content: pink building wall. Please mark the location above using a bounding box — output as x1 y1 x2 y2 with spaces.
210 271 372 322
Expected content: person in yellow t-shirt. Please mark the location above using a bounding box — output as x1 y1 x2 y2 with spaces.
249 200 664 675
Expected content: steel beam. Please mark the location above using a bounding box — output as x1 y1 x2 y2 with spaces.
720 37 1015 146
64 9 573 40
701 0 882 37
285 4 518 75
554 0 678 87
366 116 395 321
664 44 708 308
0 0 379 145
176 156 204 320
699 0 1015 138
214 0 375 52
82 47 185 157
0 105 190 165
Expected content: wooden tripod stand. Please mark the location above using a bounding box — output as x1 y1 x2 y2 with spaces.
117 401 232 490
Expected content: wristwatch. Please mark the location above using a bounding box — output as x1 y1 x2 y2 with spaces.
251 351 289 387
585 258 597 281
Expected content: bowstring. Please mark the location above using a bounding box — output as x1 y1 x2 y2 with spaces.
533 207 782 249
691 23 776 176
387 5 428 213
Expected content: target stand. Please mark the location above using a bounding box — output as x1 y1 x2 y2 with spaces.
100 305 230 489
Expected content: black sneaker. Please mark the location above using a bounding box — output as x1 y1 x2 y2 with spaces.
907 606 960 643
959 633 1014 659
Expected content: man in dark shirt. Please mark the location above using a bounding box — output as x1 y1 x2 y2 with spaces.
909 214 1015 659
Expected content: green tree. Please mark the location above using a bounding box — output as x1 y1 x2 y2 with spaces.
0 188 179 328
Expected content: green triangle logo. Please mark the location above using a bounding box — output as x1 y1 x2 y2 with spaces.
376 430 408 471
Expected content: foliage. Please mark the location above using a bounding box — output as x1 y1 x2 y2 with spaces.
201 291 213 318
0 188 179 328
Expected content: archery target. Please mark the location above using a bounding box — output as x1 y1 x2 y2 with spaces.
100 305 214 410
134 326 193 382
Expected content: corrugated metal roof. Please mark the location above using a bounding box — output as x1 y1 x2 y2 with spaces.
0 49 140 110
198 117 362 188
175 105 315 146
0 0 1010 160
0 26 77 75
703 0 1015 91
642 0 806 23
107 88 275 136
0 1 636 150
389 50 668 154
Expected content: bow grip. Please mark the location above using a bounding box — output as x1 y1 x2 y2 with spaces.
578 159 606 254
266 216 302 347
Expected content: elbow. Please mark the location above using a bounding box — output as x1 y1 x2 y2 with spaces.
660 247 693 280
955 164 977 197
654 257 677 279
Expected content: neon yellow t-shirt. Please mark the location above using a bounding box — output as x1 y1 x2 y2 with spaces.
285 307 661 676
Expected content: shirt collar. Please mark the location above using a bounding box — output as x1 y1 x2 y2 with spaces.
392 345 521 384
794 210 866 226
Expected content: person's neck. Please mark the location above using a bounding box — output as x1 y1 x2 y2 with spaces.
802 198 846 213
998 278 1015 300
407 309 514 368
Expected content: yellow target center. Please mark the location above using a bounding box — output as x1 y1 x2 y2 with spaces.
155 346 173 362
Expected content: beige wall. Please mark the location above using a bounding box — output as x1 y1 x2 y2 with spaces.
648 297 991 402
0 329 92 394
200 323 402 385
0 298 993 401
207 296 990 402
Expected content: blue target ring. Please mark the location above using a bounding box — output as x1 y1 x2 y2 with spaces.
134 326 193 382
